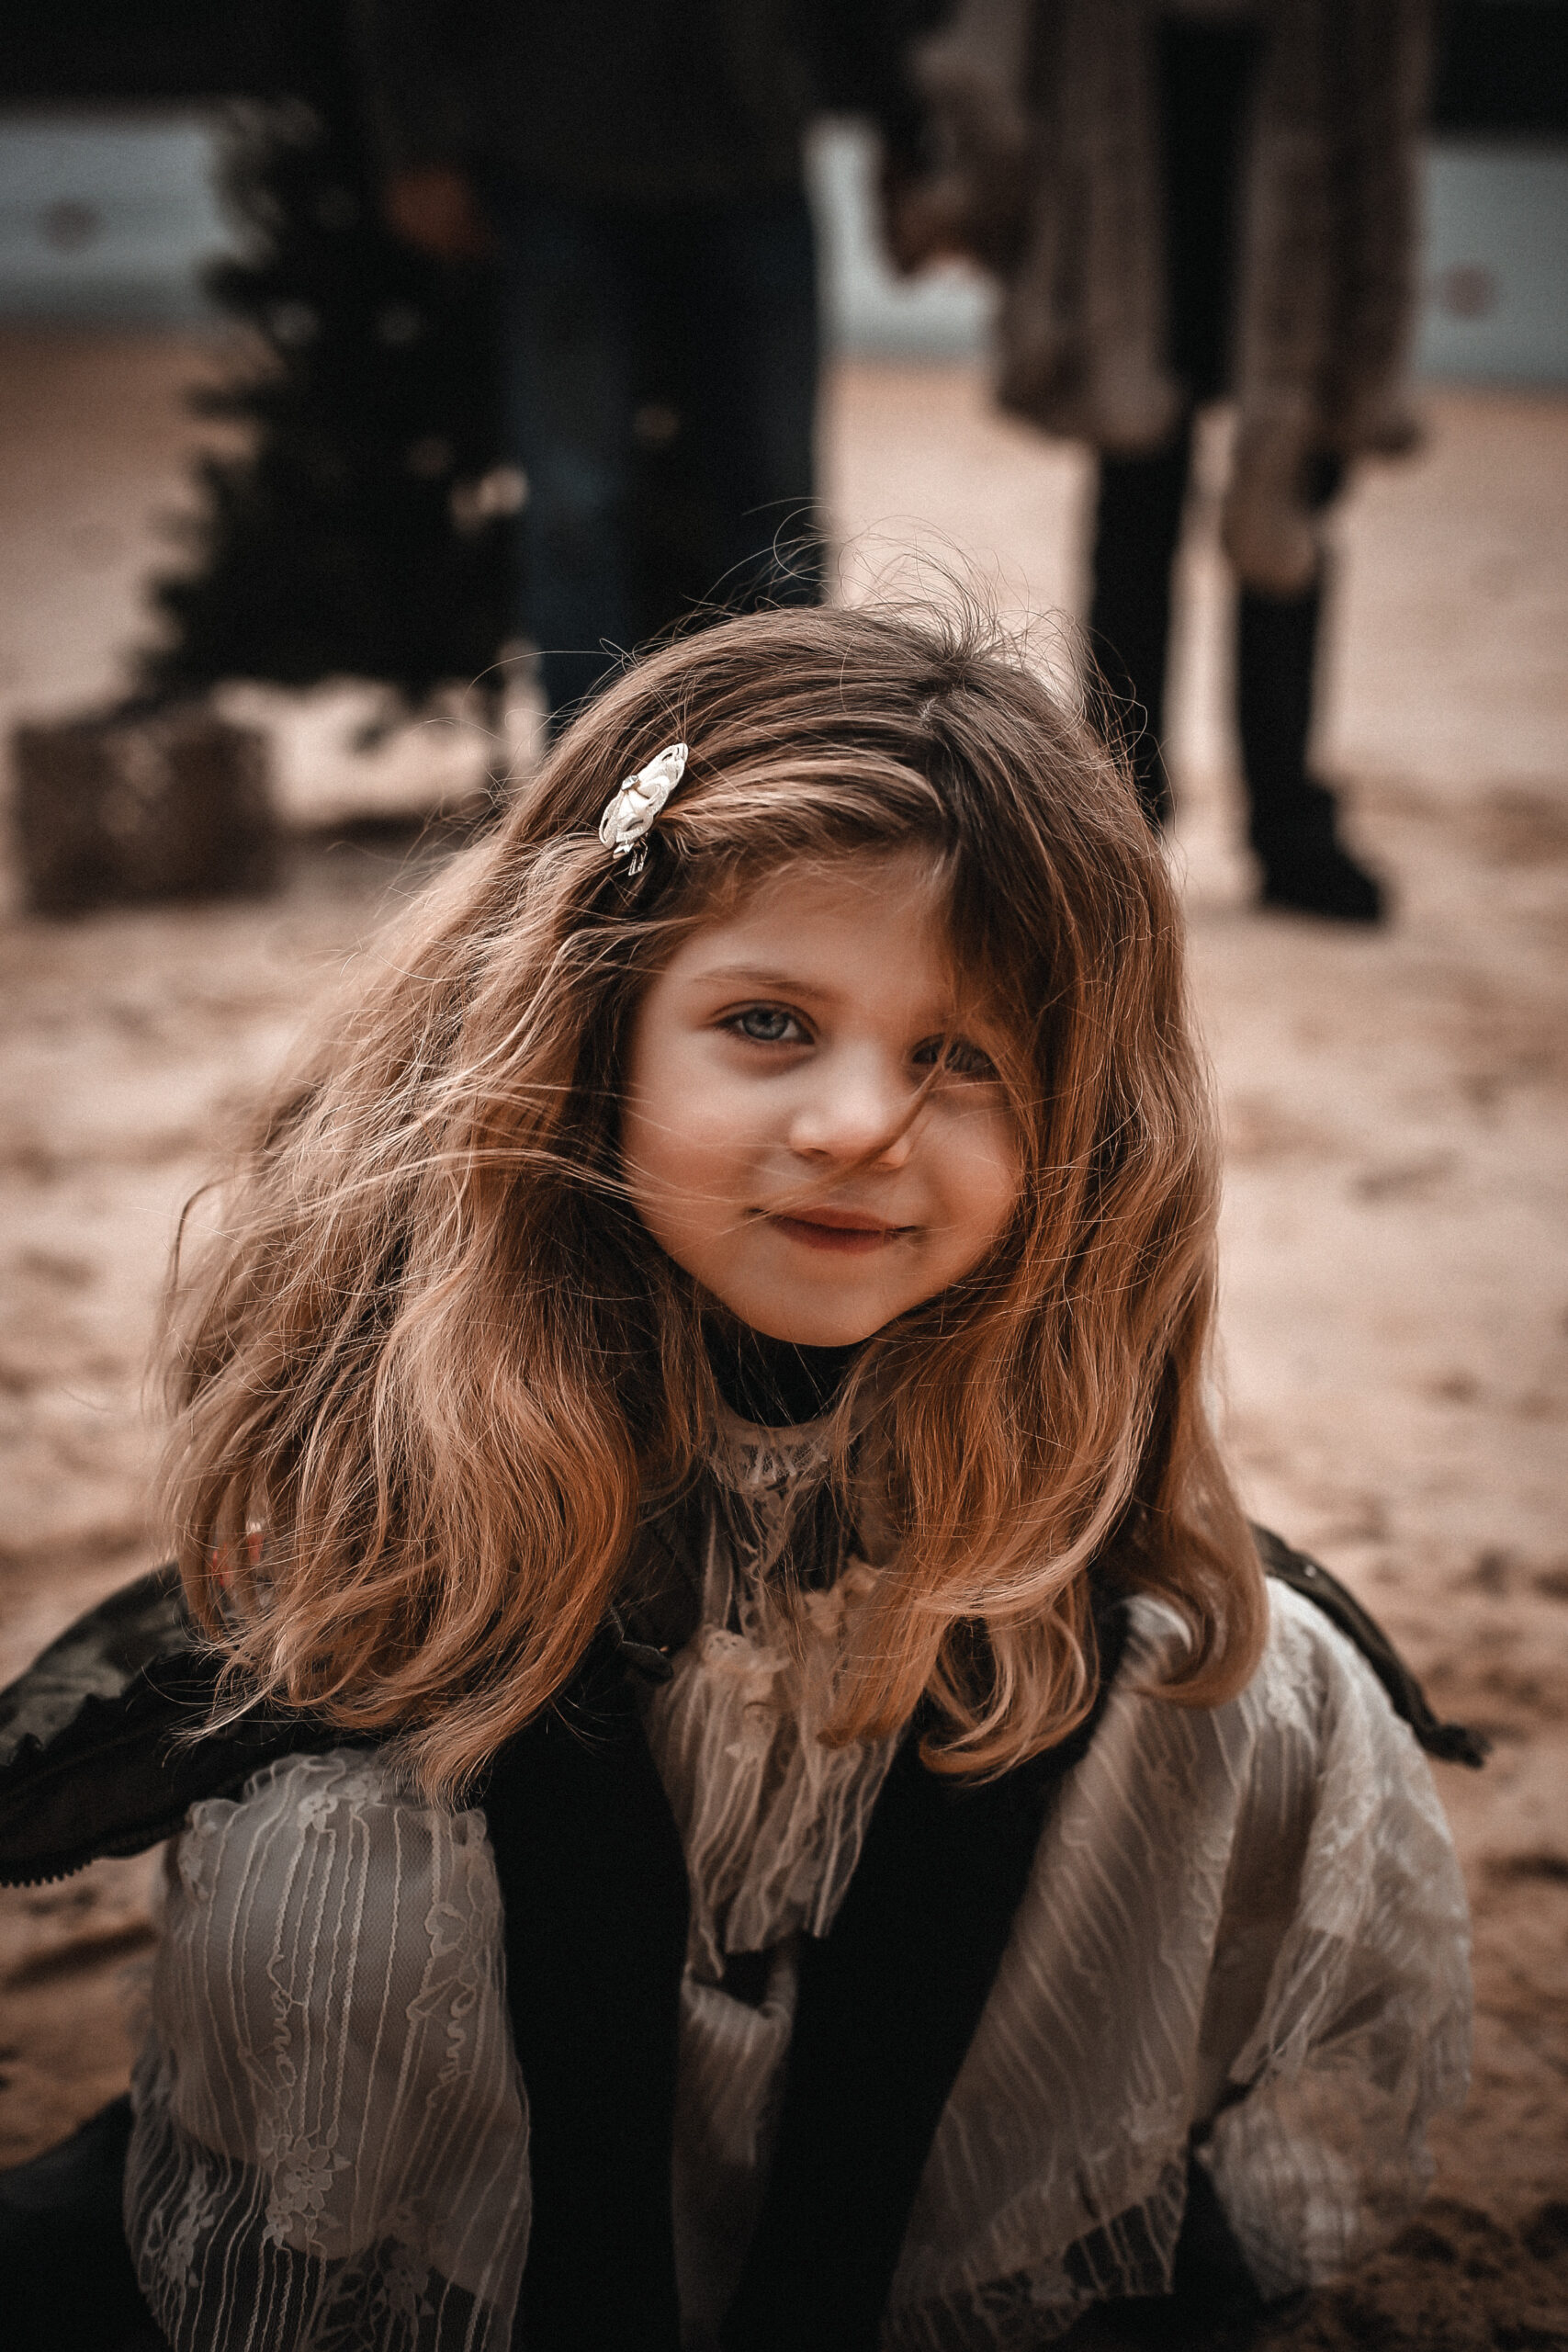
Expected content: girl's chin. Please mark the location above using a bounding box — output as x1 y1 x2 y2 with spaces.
714 1286 894 1351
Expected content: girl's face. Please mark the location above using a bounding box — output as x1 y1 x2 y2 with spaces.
620 848 1023 1348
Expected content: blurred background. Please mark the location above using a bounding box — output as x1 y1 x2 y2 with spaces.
0 6 1564 2345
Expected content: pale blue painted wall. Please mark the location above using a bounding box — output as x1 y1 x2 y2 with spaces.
0 111 1563 383
1415 139 1568 382
0 116 226 324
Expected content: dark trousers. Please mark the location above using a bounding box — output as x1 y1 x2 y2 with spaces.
489 186 823 723
1091 427 1343 853
1088 23 1342 860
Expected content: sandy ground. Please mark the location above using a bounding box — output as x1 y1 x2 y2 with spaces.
0 330 1564 2344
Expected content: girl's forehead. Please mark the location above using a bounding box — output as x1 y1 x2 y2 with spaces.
660 847 1003 1023
694 844 953 941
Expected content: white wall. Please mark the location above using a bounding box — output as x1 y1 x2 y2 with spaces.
0 115 226 324
1414 140 1568 384
0 111 1562 385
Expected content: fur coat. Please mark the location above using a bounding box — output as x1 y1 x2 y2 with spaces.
904 0 1435 593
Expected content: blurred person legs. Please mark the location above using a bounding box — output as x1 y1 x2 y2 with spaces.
1089 436 1189 830
1087 18 1384 922
1092 440 1380 921
492 187 822 726
1237 533 1382 925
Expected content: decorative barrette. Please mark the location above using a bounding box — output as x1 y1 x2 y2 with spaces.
598 741 688 876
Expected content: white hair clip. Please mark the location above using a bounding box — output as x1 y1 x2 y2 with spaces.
598 741 688 876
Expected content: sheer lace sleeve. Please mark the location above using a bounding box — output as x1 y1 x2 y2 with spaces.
1196 1589 1472 2301
888 1583 1472 2345
126 1750 530 2351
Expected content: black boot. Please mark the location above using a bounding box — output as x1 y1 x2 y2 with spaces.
1238 580 1386 923
1256 780 1385 922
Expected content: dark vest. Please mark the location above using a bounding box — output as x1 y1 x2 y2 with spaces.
488 1591 1129 2352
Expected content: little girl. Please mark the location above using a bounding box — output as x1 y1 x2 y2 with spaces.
51 606 1472 2346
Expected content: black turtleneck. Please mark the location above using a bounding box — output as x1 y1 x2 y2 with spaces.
704 1322 863 1429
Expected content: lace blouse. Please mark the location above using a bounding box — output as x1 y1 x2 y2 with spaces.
126 1418 1471 2349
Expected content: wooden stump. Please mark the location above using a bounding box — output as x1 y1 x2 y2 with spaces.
10 704 278 916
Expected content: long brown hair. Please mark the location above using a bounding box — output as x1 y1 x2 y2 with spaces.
164 602 1266 1798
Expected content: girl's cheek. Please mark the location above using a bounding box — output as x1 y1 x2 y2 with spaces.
974 1114 1027 1234
948 1089 1023 1173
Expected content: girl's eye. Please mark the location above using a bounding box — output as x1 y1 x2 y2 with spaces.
731 1005 808 1046
915 1035 1000 1082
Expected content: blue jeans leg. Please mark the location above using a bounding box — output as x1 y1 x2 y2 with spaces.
494 189 821 723
672 193 822 609
495 196 641 721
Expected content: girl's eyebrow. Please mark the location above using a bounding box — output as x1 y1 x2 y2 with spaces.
692 962 839 995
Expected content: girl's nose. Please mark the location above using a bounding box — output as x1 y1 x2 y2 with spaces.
787 1051 916 1168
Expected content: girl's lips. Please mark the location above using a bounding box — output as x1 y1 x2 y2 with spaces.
766 1211 909 1255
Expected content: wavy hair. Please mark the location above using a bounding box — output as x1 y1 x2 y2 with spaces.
164 601 1266 1798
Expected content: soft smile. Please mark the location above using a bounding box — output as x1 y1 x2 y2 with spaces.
764 1208 913 1254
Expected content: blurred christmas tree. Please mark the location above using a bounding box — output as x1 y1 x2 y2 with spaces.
141 54 514 706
